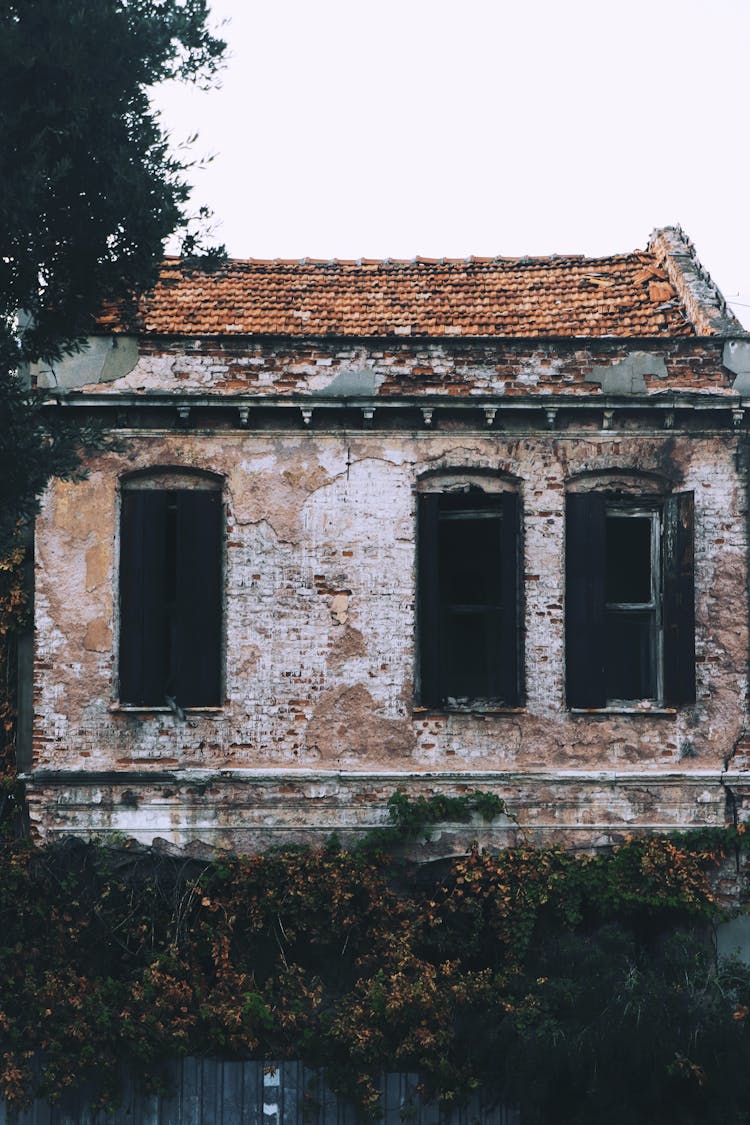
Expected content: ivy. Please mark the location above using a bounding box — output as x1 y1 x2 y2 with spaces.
1 825 749 1123
386 788 508 836
349 789 509 853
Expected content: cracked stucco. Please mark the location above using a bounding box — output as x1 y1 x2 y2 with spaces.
29 425 749 849
585 352 668 394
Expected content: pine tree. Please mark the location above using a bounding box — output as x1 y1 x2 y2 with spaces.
0 0 225 551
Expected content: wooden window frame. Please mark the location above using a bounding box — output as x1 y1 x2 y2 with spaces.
604 506 663 706
565 490 695 710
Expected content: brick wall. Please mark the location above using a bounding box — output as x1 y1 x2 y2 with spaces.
70 336 735 398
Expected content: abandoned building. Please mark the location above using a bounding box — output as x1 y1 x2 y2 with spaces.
19 225 750 854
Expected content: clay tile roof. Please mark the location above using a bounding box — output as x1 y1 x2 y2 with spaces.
104 227 745 340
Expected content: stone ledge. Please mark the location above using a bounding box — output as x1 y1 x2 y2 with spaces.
24 768 733 855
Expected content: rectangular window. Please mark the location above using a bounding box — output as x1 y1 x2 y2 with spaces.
418 489 520 708
605 509 661 702
119 488 223 707
565 491 695 708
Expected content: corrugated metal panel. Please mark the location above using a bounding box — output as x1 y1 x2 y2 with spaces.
0 1060 518 1124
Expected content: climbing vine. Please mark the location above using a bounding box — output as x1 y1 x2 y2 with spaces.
1 816 750 1123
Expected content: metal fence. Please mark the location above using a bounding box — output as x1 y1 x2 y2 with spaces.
0 1058 519 1124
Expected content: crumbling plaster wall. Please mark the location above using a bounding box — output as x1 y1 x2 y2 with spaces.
29 420 748 846
64 336 737 398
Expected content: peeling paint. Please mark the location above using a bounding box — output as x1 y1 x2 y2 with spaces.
33 336 139 389
313 367 386 397
723 339 750 393
585 352 668 394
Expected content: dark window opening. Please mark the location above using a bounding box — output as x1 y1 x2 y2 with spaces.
163 495 178 694
119 487 223 707
565 491 695 709
605 511 659 702
418 488 520 708
605 515 652 603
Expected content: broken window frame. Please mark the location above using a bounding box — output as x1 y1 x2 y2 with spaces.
565 489 695 710
118 470 224 710
604 505 663 705
417 476 522 711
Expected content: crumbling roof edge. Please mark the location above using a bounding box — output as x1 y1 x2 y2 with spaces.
648 226 748 338
157 250 651 269
91 329 720 345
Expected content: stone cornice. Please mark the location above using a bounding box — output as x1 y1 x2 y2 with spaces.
40 390 748 435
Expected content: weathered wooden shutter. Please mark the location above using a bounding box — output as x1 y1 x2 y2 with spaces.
417 493 440 708
119 491 169 705
663 491 695 706
565 492 607 708
174 490 223 706
499 491 520 705
419 490 519 708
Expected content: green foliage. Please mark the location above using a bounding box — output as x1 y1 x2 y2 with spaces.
350 789 509 854
0 546 28 824
0 0 225 366
387 788 508 838
0 0 226 553
1 823 750 1122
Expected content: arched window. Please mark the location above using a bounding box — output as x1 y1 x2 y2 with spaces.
118 469 224 708
565 473 694 709
416 472 522 709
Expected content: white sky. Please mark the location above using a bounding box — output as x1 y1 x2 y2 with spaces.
154 0 750 327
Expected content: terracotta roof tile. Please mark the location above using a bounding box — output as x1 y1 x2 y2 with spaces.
102 228 744 340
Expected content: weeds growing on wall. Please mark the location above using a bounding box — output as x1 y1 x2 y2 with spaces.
1 809 750 1124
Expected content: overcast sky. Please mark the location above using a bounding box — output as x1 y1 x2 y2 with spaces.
154 0 750 327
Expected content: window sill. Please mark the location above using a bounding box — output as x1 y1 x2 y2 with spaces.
414 705 525 717
569 705 677 717
110 704 224 714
